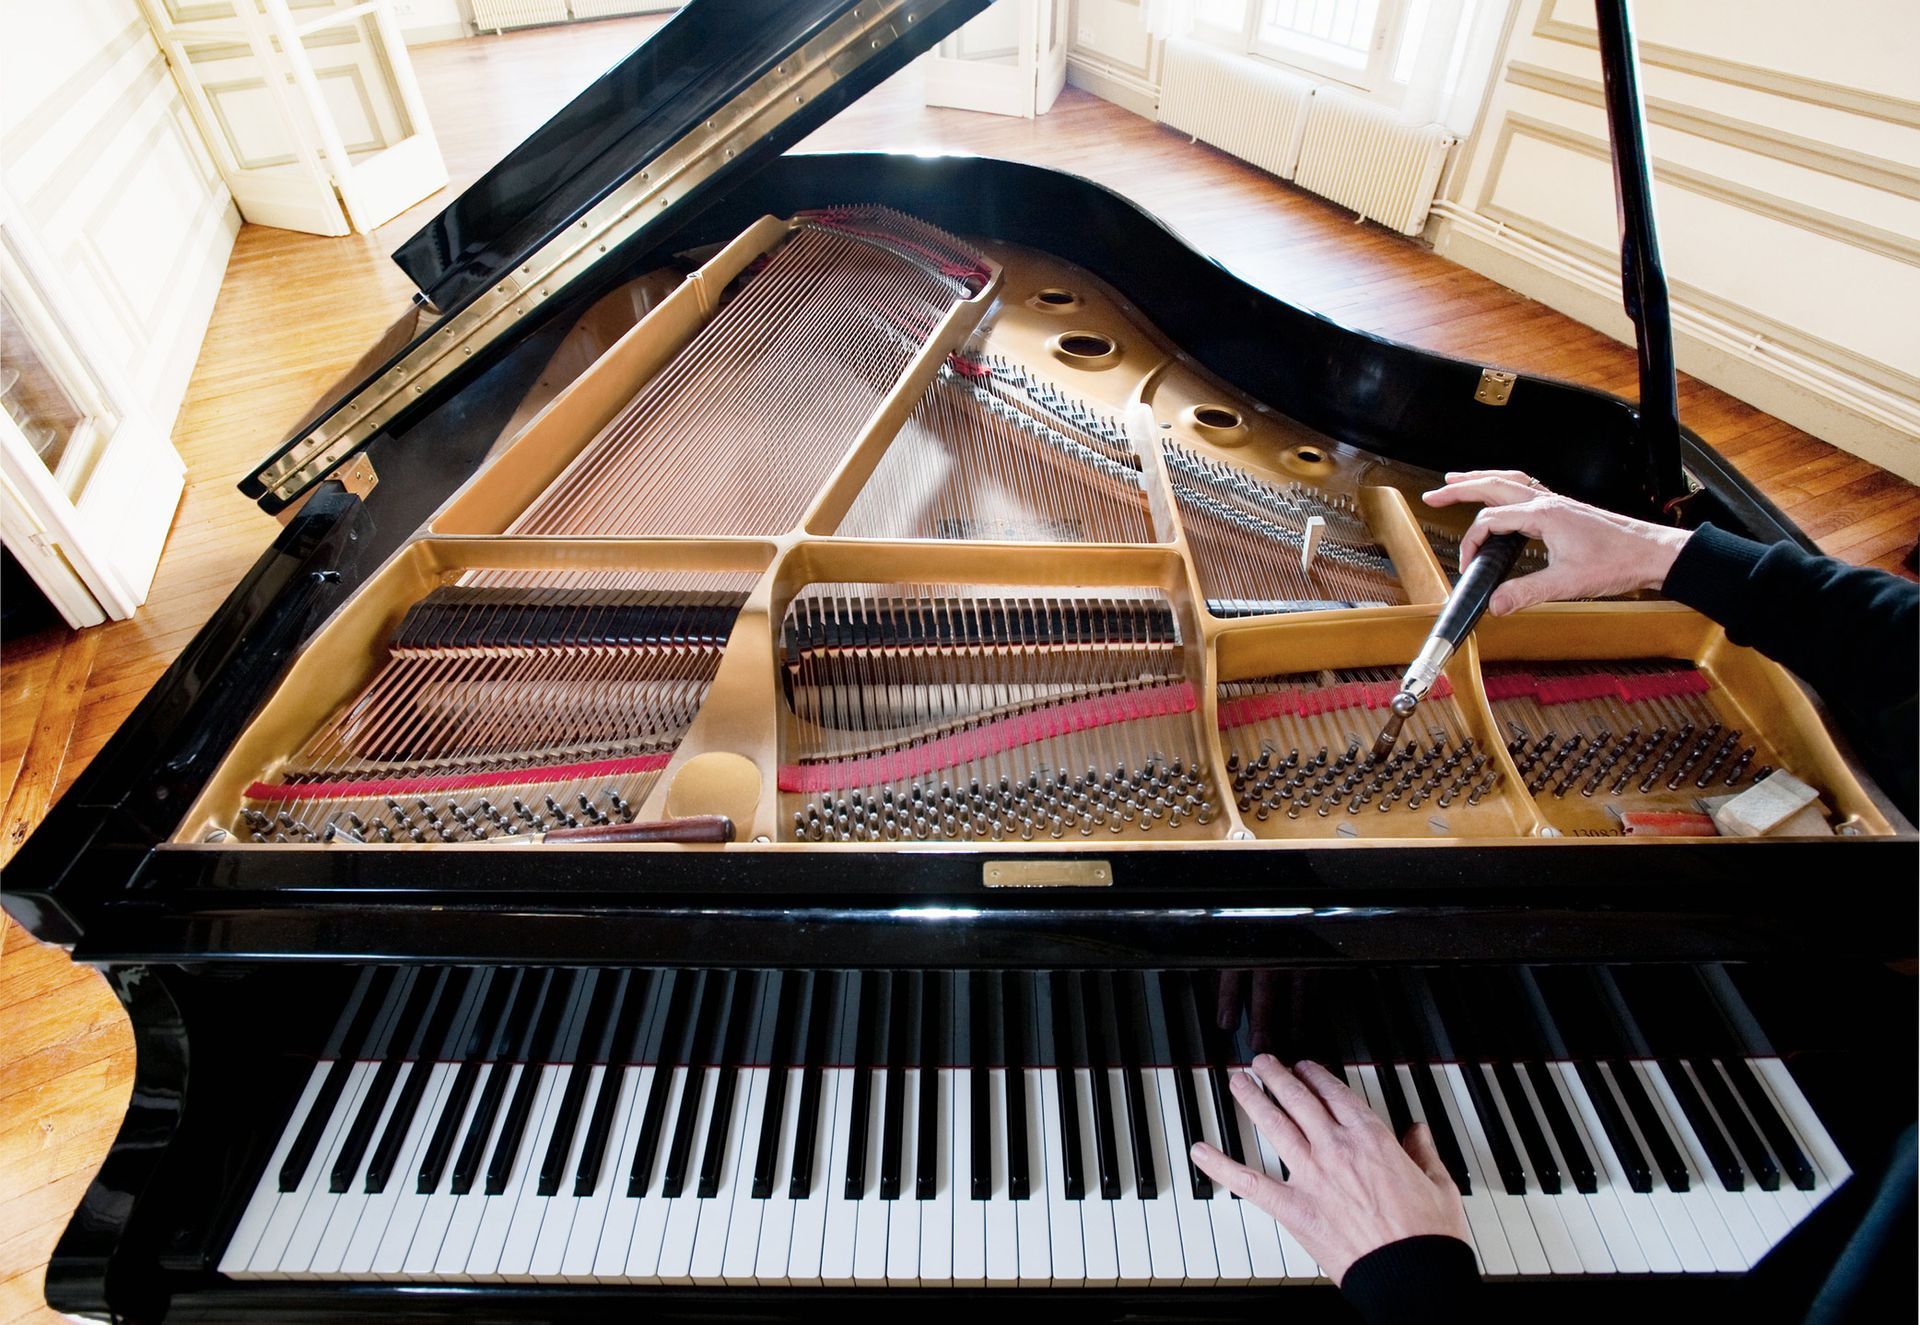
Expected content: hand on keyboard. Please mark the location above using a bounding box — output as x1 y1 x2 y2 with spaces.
1190 1055 1470 1284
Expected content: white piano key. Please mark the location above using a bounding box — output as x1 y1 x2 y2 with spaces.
1038 1068 1085 1285
1190 1068 1252 1284
784 1067 841 1285
1682 1063 1798 1245
401 1069 490 1280
1533 1063 1640 1274
621 1065 688 1283
1228 1077 1290 1285
656 1066 720 1283
1132 1069 1186 1285
1551 1052 1674 1267
361 1063 459 1279
690 1063 759 1283
275 1062 381 1277
1071 1069 1119 1287
1509 1064 1615 1274
885 1069 922 1285
1624 1063 1744 1272
1638 1062 1767 1268
1476 1064 1583 1275
1441 1063 1549 1276
307 1068 411 1276
754 1066 807 1285
220 1063 329 1277
917 1067 955 1286
983 1068 1018 1286
819 1066 861 1286
491 1065 572 1279
1103 1069 1156 1286
1410 1063 1513 1275
852 1071 891 1285
1258 1073 1323 1280
1151 1068 1218 1284
1015 1065 1051 1286
720 1067 773 1284
951 1067 986 1287
584 1065 649 1281
436 1065 528 1280
529 1065 605 1279
1594 1063 1712 1273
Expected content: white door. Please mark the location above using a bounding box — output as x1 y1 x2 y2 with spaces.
0 198 185 627
922 0 1068 118
139 0 448 235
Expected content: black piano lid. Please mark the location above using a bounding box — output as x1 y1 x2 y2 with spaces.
239 0 990 513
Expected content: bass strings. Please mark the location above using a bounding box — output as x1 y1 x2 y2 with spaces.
508 209 988 538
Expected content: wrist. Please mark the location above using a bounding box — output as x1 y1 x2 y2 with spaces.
1633 524 1692 592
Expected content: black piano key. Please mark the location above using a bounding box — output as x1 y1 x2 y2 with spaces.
916 971 945 1200
1003 972 1032 1201
753 971 802 1200
1108 971 1157 1199
539 969 616 1196
574 970 649 1197
452 969 542 1195
279 967 390 1192
788 970 839 1199
843 971 879 1200
699 971 763 1199
664 970 731 1199
1078 973 1121 1199
1691 1056 1779 1191
366 968 474 1194
1358 976 1415 1142
1726 1057 1817 1191
880 971 914 1201
1190 974 1245 1175
1146 972 1209 1200
1607 1057 1690 1191
486 968 580 1196
1577 1060 1654 1193
1431 975 1526 1196
331 969 436 1193
630 969 697 1197
970 970 993 1201
1385 972 1470 1195
1524 1060 1597 1194
1048 971 1085 1200
1491 1060 1560 1194
1656 1057 1743 1192
418 969 511 1193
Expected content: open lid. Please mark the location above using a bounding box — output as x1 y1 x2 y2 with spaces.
241 0 988 512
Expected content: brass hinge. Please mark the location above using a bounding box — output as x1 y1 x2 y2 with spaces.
1474 368 1517 406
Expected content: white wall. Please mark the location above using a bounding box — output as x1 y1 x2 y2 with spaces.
0 0 240 434
392 0 473 43
1430 0 1920 479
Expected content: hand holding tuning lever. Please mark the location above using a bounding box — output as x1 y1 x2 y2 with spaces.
1423 469 1693 616
1189 1056 1470 1285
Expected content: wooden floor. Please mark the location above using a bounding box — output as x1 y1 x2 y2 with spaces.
1 17 1914 1323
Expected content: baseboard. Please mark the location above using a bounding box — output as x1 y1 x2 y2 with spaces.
402 22 472 45
1065 56 1157 120
1432 215 1920 484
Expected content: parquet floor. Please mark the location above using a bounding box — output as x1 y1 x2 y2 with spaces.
2 16 1915 1323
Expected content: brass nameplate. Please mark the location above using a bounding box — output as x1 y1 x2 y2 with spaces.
982 859 1113 888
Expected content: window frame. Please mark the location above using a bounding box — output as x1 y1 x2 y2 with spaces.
1189 0 1422 104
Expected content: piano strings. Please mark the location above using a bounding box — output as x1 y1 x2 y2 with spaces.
1218 666 1498 832
779 586 1218 841
508 207 990 537
1165 443 1404 615
236 571 755 843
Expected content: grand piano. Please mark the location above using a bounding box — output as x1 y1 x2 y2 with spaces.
7 1 1914 1320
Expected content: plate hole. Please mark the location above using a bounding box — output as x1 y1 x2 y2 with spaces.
1057 331 1115 360
1036 287 1076 305
1296 446 1324 464
1193 405 1243 430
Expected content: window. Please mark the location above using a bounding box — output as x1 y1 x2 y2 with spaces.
1256 0 1385 73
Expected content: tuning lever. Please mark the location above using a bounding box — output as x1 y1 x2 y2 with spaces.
1371 531 1529 761
519 815 736 845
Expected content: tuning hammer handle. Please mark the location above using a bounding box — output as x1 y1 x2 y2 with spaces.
541 815 735 845
1434 530 1528 649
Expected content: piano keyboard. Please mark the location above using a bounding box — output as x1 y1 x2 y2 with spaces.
220 965 1847 1286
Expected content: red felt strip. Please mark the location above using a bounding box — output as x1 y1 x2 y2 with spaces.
1217 676 1453 731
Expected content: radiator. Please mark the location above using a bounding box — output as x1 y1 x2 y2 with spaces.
1294 88 1455 236
1157 36 1313 181
469 0 569 30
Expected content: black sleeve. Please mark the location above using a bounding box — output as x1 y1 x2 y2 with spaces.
1338 1235 1480 1323
1662 523 1919 822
